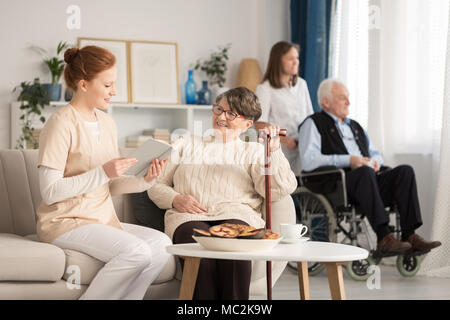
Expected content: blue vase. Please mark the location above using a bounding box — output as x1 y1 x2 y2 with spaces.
43 83 61 101
196 81 211 105
185 70 197 104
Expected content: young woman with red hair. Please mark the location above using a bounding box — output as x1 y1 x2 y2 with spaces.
36 46 171 300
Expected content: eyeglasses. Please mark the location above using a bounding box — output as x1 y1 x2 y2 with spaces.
212 105 246 121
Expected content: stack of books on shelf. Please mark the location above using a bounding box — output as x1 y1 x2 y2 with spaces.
143 129 171 144
125 135 153 148
125 129 171 148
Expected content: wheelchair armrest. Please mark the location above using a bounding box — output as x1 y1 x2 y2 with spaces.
300 166 348 208
301 166 346 179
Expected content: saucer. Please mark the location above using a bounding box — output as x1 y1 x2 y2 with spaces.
280 237 310 244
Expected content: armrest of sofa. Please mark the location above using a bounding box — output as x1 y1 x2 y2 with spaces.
261 195 296 232
0 233 65 282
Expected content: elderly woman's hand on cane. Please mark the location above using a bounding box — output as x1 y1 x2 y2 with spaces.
258 126 286 152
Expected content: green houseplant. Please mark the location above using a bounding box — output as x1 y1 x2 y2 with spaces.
34 41 70 101
13 78 50 149
194 43 232 88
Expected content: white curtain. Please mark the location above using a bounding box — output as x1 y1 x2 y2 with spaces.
372 0 450 276
418 5 450 277
330 0 369 129
376 0 448 156
332 0 450 274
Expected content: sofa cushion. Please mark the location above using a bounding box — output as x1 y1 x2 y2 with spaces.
26 234 176 285
0 233 65 282
62 249 104 285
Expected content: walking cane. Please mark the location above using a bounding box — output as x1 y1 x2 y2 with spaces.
262 128 287 300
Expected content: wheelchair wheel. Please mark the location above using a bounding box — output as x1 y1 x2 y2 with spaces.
396 254 422 277
345 256 377 281
288 190 337 276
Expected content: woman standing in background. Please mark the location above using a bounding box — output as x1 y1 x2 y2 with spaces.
255 41 314 177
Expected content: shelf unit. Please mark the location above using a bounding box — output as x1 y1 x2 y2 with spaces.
10 101 213 149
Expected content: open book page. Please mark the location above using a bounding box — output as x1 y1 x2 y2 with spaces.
125 138 178 178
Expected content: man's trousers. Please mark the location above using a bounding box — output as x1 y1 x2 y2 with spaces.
345 165 423 237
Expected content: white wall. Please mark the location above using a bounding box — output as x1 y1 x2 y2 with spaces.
0 0 289 149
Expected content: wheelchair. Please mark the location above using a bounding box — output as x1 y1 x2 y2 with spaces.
288 166 423 281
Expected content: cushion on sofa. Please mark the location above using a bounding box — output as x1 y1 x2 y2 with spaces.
26 234 176 285
0 233 65 282
62 249 105 285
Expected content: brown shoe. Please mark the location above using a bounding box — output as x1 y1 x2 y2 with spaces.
377 233 412 256
407 234 441 254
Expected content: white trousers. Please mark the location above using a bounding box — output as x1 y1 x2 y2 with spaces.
52 222 172 300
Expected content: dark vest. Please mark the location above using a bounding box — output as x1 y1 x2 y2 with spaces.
307 111 370 157
298 111 371 197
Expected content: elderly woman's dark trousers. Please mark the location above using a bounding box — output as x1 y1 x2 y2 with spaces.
173 219 252 300
345 165 423 239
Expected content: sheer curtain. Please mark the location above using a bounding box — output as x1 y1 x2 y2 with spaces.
377 0 448 156
373 0 449 261
331 0 450 273
329 0 369 128
419 4 450 277
331 0 448 150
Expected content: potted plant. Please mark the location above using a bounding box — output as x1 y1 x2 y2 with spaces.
194 43 232 101
34 41 70 101
13 78 50 149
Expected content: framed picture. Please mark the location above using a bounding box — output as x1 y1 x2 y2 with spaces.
78 38 130 103
130 41 180 104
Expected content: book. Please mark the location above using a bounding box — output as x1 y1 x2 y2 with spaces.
124 138 176 178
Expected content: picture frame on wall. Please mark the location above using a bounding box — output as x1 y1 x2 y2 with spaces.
78 38 130 103
129 41 180 104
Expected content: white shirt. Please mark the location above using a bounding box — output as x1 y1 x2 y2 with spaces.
83 120 100 143
255 78 314 175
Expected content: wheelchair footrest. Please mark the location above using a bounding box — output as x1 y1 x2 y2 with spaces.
371 248 409 259
404 248 431 257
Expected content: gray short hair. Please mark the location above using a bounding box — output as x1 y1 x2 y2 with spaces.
215 87 262 122
317 78 346 108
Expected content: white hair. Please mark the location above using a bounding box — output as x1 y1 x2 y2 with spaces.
317 78 347 108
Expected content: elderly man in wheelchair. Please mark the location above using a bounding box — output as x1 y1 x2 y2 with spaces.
292 78 441 280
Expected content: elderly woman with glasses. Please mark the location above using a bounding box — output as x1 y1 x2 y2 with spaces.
147 87 297 300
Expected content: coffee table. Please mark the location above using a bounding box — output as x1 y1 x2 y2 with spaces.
166 241 369 300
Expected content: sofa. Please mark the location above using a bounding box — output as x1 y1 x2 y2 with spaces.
0 149 296 299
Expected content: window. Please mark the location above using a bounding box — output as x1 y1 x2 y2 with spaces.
330 0 449 154
330 0 369 129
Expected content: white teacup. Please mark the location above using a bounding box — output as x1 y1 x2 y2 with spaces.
280 223 308 240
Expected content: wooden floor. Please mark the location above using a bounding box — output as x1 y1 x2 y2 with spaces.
251 263 450 300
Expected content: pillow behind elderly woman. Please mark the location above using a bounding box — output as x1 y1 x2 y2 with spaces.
147 87 297 300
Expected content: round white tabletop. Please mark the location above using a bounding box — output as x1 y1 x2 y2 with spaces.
166 241 369 262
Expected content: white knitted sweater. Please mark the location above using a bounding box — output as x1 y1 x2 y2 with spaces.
147 135 298 240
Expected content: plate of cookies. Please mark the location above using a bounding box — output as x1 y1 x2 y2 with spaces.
192 223 282 252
